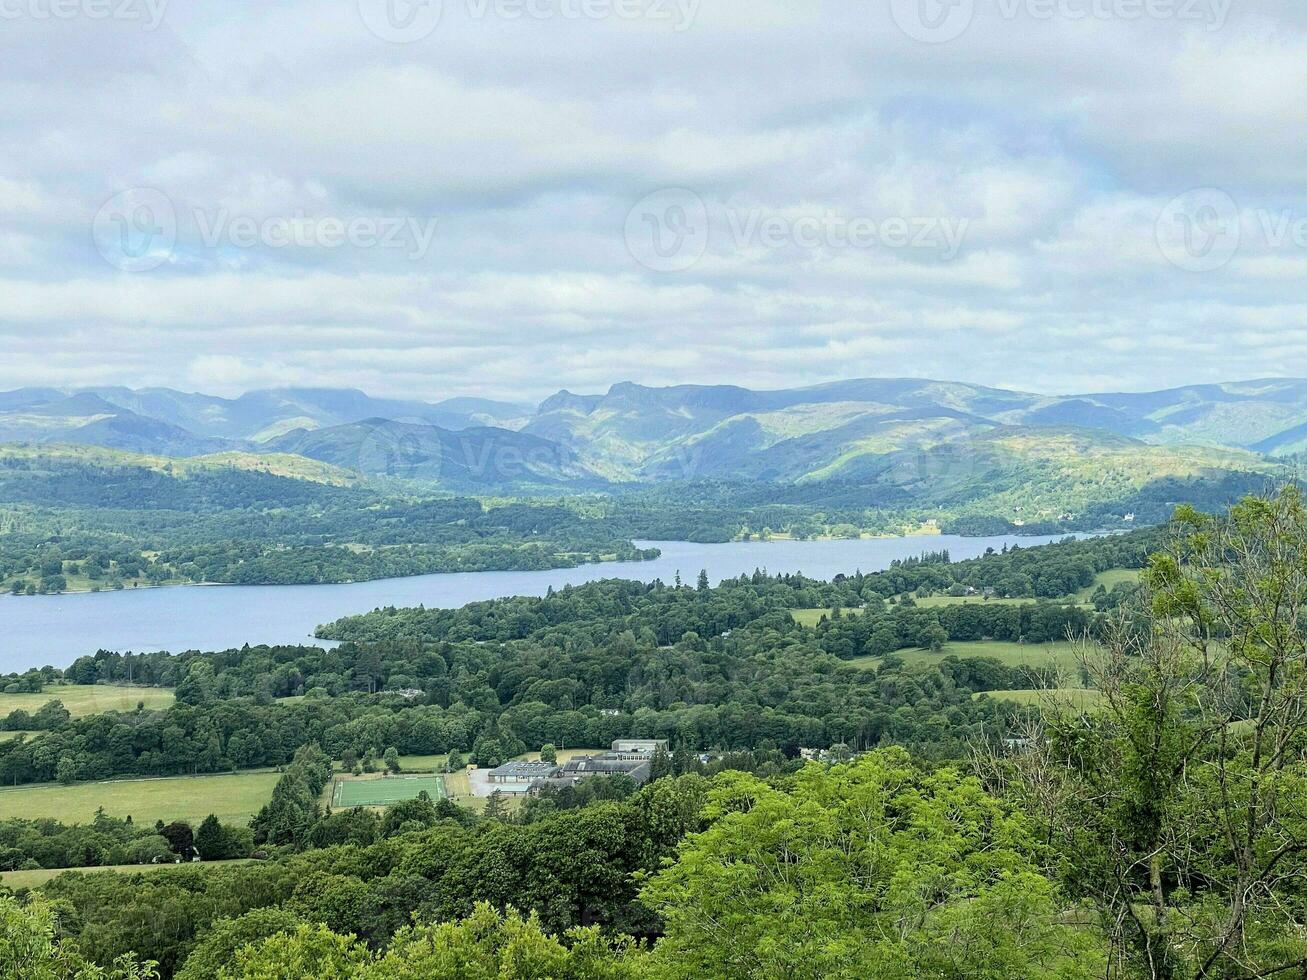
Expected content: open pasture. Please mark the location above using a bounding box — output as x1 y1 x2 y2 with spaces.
914 594 1037 609
790 607 863 627
850 639 1087 673
0 858 253 890
0 685 174 718
1074 568 1140 601
976 688 1104 711
0 770 280 825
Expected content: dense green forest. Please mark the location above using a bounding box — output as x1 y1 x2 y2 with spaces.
8 491 1307 977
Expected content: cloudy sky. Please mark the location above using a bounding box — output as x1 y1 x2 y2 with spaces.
1 0 1305 403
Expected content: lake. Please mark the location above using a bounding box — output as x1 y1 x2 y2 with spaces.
0 533 1082 672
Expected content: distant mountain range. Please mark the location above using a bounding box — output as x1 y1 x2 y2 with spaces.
1 378 1302 496
0 386 527 455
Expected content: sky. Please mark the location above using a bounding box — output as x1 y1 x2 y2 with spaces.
1 0 1306 402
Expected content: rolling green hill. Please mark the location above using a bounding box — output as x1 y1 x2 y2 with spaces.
0 443 363 487
266 419 608 488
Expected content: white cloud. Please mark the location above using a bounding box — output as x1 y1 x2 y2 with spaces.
0 0 1305 401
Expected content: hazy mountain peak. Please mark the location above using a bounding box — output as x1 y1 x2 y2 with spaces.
3 377 1307 492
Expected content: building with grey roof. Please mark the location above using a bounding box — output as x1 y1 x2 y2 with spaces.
484 760 561 792
610 738 667 756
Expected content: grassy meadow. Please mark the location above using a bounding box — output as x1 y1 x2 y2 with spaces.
0 685 174 719
790 607 861 627
0 770 280 825
1075 567 1139 601
0 858 253 890
914 594 1040 609
976 688 1105 711
848 639 1086 673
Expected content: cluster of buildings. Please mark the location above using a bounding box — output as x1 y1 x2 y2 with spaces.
483 739 667 795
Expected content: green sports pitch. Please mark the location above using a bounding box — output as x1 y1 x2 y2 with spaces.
333 775 446 807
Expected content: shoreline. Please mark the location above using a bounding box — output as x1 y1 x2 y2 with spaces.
0 525 1121 600
0 530 1103 672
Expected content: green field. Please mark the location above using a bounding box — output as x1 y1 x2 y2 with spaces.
0 685 174 719
791 607 864 627
332 775 446 807
394 754 453 771
976 688 1104 711
850 639 1086 673
0 770 280 825
1074 568 1140 601
914 594 1041 608
0 858 253 890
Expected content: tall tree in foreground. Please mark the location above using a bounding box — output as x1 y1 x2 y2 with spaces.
998 486 1307 979
0 896 157 980
641 747 1102 979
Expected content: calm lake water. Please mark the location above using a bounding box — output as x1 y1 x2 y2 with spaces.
0 533 1081 672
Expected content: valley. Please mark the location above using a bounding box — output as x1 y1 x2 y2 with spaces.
0 379 1300 980
2 487 1303 979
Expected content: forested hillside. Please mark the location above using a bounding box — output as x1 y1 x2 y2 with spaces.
0 449 659 593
